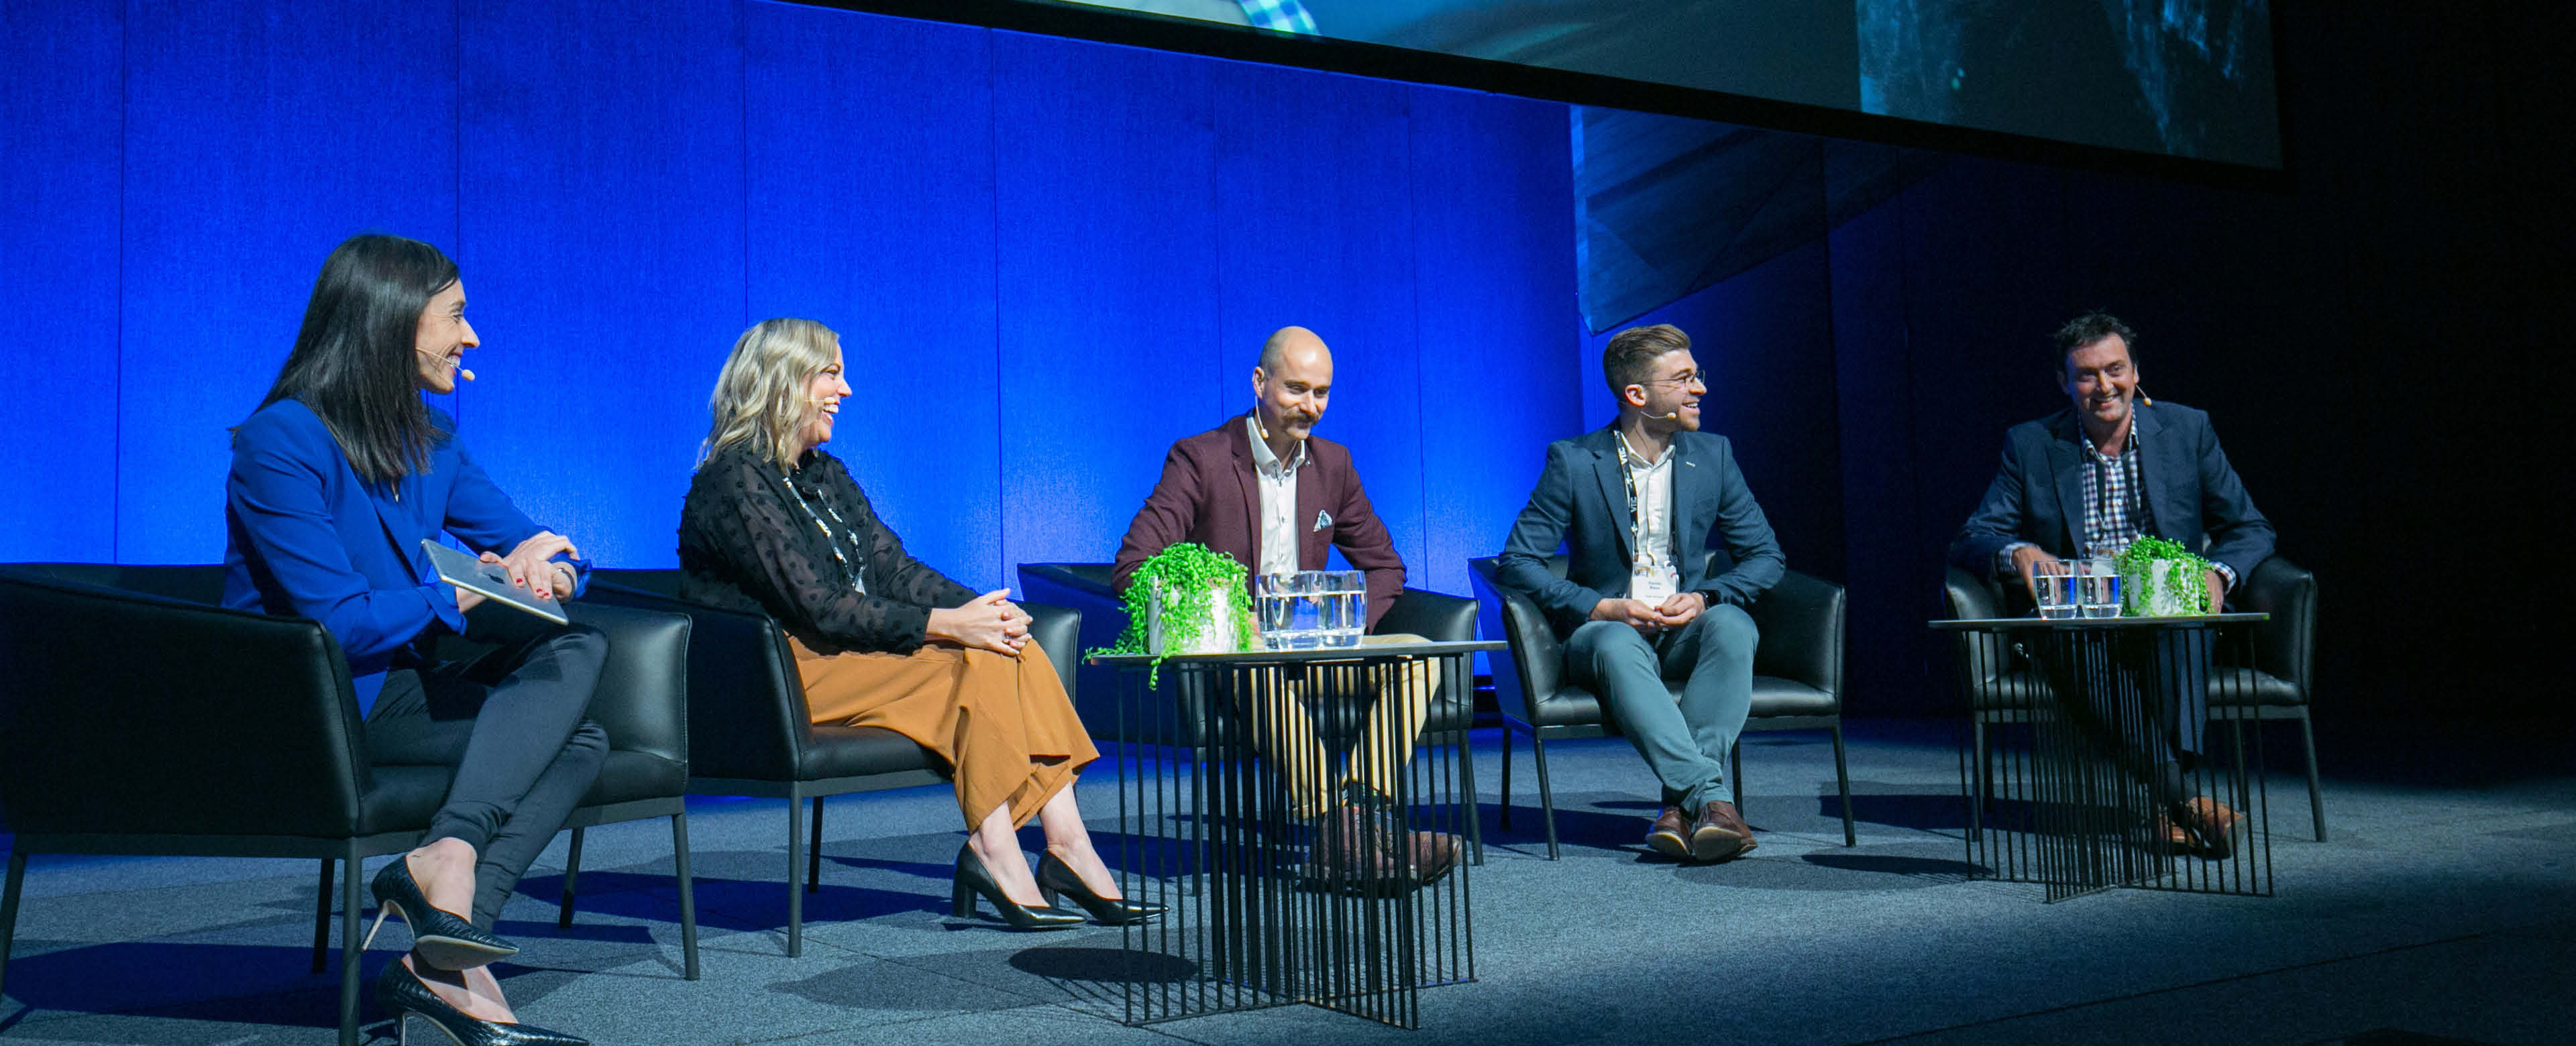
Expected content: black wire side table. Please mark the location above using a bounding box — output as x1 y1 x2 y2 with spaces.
1931 614 2274 902
1090 640 1496 1027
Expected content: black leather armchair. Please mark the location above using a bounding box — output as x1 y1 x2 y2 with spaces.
1468 555 1854 859
582 569 1081 957
0 565 700 1042
1941 556 2324 840
1015 563 1486 863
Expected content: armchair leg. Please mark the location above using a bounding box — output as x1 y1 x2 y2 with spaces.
1454 728 1485 866
1729 740 1747 824
1970 719 1989 844
1 850 27 1002
808 796 825 894
672 813 700 980
337 843 362 1046
2296 714 2327 841
1531 732 1560 861
785 790 806 958
1498 723 1515 831
311 858 335 973
1831 721 1856 847
558 827 586 929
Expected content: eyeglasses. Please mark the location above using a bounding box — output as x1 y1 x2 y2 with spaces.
1644 371 1706 389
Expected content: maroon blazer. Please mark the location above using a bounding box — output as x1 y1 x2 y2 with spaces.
1113 414 1405 630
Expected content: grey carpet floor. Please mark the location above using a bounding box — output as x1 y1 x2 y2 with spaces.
3 719 2571 1045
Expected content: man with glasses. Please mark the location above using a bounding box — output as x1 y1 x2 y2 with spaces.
1494 323 1785 863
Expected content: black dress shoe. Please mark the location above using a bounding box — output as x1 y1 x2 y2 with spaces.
952 844 1085 931
376 961 587 1045
1036 851 1165 925
368 857 517 970
1646 807 1690 860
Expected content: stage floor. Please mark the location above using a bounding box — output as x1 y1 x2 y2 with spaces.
3 718 2571 1045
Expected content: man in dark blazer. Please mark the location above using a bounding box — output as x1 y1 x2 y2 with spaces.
1495 323 1785 864
1951 310 2275 855
1114 325 1455 886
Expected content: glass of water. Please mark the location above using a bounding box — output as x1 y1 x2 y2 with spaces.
2031 560 2077 620
1255 572 1322 650
1319 570 1366 647
2076 557 2123 618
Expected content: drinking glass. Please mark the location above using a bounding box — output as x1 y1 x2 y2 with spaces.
2077 557 2123 618
2031 561 2076 620
1256 572 1322 650
1320 570 1366 647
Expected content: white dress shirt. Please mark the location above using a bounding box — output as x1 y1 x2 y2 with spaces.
1616 429 1678 602
1246 416 1307 577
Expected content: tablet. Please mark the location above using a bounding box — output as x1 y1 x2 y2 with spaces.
422 539 570 625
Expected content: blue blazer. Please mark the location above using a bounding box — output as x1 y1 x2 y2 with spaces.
1951 401 2275 584
1495 425 1786 640
223 399 584 713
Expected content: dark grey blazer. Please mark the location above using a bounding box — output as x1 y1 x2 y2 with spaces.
1495 424 1786 640
1951 401 2275 583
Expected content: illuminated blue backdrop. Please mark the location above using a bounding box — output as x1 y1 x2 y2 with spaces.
0 0 1580 602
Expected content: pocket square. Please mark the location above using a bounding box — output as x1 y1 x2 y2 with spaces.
1313 510 1333 532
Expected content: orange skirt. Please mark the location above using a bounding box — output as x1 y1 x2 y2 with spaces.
790 638 1099 830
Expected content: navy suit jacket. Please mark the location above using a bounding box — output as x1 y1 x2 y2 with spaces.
223 399 584 713
1951 401 2274 584
1495 425 1785 640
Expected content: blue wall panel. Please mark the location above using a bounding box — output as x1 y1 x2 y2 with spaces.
1408 86 1580 595
0 0 122 561
456 0 746 569
992 34 1224 578
117 0 460 563
1212 64 1427 586
745 4 1001 587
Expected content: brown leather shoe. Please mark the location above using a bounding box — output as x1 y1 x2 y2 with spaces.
1646 806 1690 860
2174 797 2245 858
1404 829 1462 888
1304 807 1461 892
1688 801 1750 862
2149 814 2198 855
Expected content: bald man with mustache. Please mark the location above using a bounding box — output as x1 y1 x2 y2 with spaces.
1114 326 1458 890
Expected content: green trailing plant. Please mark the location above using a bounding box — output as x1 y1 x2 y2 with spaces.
2116 535 2214 616
1088 542 1254 685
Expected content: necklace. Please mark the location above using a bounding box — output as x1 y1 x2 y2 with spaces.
780 469 868 595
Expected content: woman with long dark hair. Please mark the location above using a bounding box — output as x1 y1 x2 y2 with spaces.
225 233 599 1045
677 318 1159 931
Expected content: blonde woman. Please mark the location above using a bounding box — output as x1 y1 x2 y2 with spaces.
677 318 1157 931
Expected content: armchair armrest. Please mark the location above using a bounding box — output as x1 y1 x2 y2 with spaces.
1746 569 1843 697
1022 602 1081 696
1376 587 1478 642
0 571 372 838
564 601 692 768
2237 556 2315 695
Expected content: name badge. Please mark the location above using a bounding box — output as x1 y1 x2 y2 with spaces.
1630 559 1678 605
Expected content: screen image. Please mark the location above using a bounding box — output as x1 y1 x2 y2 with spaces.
1053 0 2280 169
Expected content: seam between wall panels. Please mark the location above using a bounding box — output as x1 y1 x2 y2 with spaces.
987 28 1006 591
115 0 129 562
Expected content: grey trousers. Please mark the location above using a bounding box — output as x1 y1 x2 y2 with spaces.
1563 604 1758 811
367 609 609 929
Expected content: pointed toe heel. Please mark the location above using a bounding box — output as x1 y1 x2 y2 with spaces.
951 844 1085 931
1036 851 1165 925
370 857 518 970
376 962 588 1045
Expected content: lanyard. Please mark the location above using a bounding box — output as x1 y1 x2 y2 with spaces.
1614 432 1664 568
781 471 869 595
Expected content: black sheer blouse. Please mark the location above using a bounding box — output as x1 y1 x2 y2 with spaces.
678 441 977 655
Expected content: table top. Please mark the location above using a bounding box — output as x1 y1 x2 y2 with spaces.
1927 612 2268 631
1087 639 1504 666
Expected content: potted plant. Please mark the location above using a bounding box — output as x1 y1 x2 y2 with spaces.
2117 535 2216 616
1091 542 1254 683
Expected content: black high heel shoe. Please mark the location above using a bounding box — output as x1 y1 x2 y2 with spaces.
376 960 588 1046
368 856 518 970
951 844 1085 931
1036 850 1165 925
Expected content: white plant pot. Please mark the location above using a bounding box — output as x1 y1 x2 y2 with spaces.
1145 577 1242 655
2122 558 2206 617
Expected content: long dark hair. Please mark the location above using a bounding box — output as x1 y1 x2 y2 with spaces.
256 234 455 485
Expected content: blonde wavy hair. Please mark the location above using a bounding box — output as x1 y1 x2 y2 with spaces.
702 318 841 468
